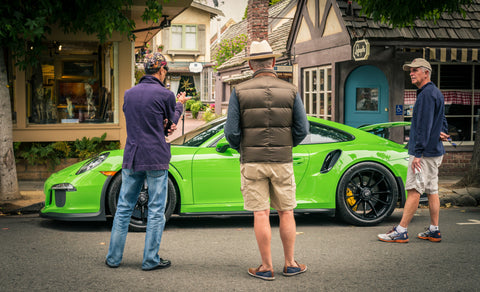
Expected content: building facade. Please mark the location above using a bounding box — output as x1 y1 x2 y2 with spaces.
151 1 223 104
287 0 480 174
214 0 480 175
8 1 193 147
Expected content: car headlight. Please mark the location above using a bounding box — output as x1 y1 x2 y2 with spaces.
52 183 77 191
76 152 110 175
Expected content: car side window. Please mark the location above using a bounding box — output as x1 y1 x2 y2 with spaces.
171 120 225 146
301 122 354 144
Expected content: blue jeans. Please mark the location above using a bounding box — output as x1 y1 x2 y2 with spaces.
106 168 168 269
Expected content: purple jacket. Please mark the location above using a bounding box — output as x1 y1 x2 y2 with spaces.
122 75 183 171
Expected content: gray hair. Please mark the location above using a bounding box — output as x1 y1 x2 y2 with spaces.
420 67 431 76
249 57 274 70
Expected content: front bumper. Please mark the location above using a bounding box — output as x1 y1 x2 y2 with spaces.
40 170 114 221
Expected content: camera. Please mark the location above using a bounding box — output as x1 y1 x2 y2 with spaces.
164 119 173 135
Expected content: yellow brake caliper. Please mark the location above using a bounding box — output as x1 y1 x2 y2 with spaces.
346 188 358 211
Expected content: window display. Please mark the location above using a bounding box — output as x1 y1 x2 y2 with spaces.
404 64 479 142
25 41 115 124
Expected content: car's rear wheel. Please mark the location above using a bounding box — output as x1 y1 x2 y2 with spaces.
107 174 177 232
336 162 398 226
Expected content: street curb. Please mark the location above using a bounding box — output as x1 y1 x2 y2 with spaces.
439 187 480 207
0 202 44 215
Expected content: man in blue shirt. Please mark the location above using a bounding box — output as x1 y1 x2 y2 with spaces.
378 58 449 243
106 53 183 270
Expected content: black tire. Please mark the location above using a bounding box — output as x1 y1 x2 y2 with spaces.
336 162 398 226
107 174 178 232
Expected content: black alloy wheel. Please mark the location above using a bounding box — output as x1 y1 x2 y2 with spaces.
336 162 398 226
107 174 177 232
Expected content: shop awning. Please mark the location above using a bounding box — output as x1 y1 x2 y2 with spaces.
423 47 479 63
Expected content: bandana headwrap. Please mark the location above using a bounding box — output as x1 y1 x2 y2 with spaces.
144 52 167 74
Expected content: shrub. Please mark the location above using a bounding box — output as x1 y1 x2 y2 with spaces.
14 133 120 167
213 34 247 69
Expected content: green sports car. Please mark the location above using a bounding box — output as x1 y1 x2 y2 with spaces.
40 116 409 231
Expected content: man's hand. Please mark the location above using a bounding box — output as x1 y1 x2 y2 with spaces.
166 123 177 136
440 131 450 141
176 92 190 104
412 156 422 172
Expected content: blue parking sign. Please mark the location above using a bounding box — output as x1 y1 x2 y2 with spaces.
395 105 403 116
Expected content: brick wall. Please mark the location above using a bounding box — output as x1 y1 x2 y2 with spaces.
439 151 472 176
16 158 80 181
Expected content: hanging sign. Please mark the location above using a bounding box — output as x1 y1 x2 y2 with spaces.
189 62 203 73
353 39 370 61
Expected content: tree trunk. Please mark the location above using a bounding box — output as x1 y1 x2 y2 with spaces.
0 49 20 200
455 120 480 188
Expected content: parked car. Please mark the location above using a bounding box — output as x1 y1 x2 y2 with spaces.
40 116 409 231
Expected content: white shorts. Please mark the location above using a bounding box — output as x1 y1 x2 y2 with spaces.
405 155 443 195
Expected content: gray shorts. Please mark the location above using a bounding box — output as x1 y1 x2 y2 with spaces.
405 155 443 195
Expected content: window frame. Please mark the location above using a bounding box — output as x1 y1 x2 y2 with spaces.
170 24 198 51
302 65 332 120
403 63 479 144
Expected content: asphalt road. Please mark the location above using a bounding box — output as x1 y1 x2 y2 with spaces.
1 207 479 291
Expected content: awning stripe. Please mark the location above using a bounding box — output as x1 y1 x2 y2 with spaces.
424 47 479 63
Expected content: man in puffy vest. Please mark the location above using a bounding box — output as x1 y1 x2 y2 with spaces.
225 40 309 280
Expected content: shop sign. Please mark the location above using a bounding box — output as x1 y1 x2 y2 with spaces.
189 62 203 73
353 39 370 61
274 65 293 73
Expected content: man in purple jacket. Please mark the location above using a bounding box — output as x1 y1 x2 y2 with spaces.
106 53 183 270
378 58 449 243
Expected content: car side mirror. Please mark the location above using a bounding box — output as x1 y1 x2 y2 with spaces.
216 142 230 153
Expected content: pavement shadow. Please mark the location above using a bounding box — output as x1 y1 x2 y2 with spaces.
39 217 111 233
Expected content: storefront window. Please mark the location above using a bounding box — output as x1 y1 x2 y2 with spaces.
25 41 116 124
404 63 479 142
303 66 332 120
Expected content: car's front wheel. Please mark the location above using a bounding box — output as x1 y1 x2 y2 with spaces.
107 174 177 232
336 162 398 226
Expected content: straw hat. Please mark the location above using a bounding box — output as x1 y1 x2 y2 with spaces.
244 40 282 60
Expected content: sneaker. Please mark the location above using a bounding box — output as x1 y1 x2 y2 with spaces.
248 265 275 281
283 261 307 276
377 226 409 243
418 228 442 242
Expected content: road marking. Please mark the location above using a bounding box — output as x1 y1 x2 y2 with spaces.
457 219 480 225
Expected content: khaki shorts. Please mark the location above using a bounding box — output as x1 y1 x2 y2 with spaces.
240 163 297 211
405 155 443 195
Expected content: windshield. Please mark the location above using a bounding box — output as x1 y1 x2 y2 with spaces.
170 117 226 146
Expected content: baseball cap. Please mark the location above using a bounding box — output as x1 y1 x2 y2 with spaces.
144 52 168 74
402 58 432 71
